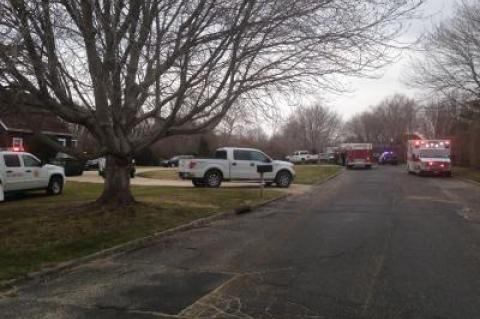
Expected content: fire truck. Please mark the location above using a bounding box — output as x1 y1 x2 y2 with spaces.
407 140 452 176
341 143 373 169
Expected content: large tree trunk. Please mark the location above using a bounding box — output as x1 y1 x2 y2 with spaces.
97 155 135 206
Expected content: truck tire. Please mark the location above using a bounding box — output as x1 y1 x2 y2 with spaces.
204 170 222 188
47 176 63 195
192 179 205 187
275 170 292 188
366 165 372 169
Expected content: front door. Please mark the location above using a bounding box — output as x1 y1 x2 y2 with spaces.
21 154 48 189
249 151 275 180
230 150 256 179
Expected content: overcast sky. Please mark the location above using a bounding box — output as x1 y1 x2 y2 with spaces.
318 0 458 121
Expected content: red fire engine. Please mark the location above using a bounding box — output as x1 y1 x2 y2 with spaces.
341 143 373 169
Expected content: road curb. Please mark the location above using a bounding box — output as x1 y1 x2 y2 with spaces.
312 167 346 187
457 177 480 187
0 193 289 294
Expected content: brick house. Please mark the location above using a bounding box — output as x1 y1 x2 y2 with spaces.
0 92 75 159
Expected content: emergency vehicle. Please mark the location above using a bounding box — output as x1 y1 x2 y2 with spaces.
341 143 373 169
0 149 66 201
407 140 452 176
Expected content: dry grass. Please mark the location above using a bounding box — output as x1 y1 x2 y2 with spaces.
453 166 480 183
0 182 281 281
293 165 343 185
139 165 343 185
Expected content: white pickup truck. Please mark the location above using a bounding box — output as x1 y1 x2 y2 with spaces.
178 147 295 188
286 150 319 164
0 151 65 201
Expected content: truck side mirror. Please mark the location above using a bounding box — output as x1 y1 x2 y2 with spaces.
264 158 272 163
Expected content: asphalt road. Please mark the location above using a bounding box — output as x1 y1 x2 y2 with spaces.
2 165 480 318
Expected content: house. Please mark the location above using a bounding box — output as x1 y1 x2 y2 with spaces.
0 91 76 159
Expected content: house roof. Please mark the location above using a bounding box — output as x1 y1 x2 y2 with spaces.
0 91 72 136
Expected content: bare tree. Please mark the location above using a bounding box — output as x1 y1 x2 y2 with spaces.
410 1 480 109
0 0 423 205
409 0 480 166
345 94 419 144
281 102 341 153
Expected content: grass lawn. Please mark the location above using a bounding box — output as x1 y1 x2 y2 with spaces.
0 182 281 281
294 165 343 185
137 169 180 180
453 166 480 183
139 165 343 185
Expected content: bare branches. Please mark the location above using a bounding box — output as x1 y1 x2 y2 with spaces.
409 0 480 107
280 102 342 153
0 0 424 159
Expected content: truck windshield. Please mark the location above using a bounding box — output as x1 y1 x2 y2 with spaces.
419 149 449 159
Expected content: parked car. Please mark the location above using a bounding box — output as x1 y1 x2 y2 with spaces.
50 157 85 176
98 158 136 178
378 151 398 165
161 155 194 167
319 152 336 164
0 151 65 201
85 158 101 170
286 151 319 164
178 147 295 188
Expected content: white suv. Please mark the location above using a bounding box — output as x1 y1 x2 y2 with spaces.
0 151 66 201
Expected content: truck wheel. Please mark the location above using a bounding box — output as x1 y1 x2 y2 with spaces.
366 165 372 169
192 179 205 187
275 171 292 188
204 170 222 188
47 176 63 195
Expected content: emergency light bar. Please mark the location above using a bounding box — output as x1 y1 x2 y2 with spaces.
0 147 24 152
413 140 450 149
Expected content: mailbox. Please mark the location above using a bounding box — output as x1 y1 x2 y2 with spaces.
257 164 273 173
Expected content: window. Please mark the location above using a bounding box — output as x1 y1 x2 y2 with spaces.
250 151 269 162
233 150 251 161
4 154 21 167
71 139 78 148
12 137 23 148
57 138 67 147
215 150 227 159
22 155 42 167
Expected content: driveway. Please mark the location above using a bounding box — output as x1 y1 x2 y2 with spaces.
2 165 480 318
70 169 310 195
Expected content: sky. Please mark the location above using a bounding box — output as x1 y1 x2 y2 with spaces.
315 0 459 121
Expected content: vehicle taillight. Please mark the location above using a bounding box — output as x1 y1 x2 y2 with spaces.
189 161 197 169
